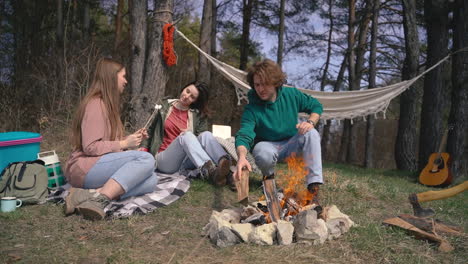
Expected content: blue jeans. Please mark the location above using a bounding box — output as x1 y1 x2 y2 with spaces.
252 129 323 185
84 151 158 199
156 131 228 174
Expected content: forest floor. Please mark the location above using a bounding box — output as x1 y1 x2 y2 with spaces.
0 124 467 264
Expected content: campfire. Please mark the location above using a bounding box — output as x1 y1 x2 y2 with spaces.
203 155 355 247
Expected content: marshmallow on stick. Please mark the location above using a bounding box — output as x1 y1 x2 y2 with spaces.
143 104 162 130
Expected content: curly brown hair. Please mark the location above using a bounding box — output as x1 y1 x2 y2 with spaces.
246 59 287 90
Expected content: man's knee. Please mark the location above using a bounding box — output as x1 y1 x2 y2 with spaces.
253 143 277 167
304 129 321 143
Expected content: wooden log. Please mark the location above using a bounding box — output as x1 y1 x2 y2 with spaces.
398 214 463 236
235 169 249 204
383 217 454 252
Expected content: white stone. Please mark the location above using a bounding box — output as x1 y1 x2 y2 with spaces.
241 206 260 220
326 217 352 240
216 226 241 247
203 211 233 244
276 220 294 245
249 223 277 245
294 210 329 244
231 223 254 242
219 208 242 224
324 205 355 227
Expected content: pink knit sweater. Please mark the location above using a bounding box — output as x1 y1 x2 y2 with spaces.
65 98 122 187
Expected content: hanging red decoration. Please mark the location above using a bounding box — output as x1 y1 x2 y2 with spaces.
162 23 177 67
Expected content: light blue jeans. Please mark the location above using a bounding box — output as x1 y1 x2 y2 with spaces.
252 129 323 185
156 131 228 174
84 151 158 200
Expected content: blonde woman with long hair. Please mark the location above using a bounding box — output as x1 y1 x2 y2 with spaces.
64 58 157 220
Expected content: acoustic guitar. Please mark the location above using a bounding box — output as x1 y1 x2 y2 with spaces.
419 126 453 186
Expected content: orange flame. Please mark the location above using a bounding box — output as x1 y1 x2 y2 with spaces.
277 154 315 213
255 154 317 223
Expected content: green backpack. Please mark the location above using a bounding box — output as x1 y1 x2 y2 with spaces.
0 160 49 204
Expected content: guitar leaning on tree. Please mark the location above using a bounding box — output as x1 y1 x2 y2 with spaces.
419 126 453 186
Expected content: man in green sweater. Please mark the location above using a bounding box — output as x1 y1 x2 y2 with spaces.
234 59 324 201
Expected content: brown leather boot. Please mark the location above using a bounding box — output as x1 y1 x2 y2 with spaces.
307 183 321 205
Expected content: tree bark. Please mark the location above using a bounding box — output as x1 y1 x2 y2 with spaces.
277 0 285 67
395 0 420 172
128 0 150 129
419 0 450 171
322 55 347 160
114 0 124 53
211 0 217 55
240 0 255 70
340 0 355 163
56 0 63 46
129 0 147 96
320 0 334 91
134 0 174 129
365 0 379 168
83 0 90 42
447 0 468 179
199 0 215 83
347 0 372 164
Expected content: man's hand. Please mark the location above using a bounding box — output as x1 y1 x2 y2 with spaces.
234 145 252 181
234 157 252 181
296 121 314 135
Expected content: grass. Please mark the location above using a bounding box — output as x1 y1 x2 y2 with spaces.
1 161 466 264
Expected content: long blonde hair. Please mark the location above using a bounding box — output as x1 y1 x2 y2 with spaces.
71 58 125 150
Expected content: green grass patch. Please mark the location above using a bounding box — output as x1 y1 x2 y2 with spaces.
0 163 466 264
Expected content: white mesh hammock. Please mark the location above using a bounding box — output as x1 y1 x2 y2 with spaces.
176 29 452 121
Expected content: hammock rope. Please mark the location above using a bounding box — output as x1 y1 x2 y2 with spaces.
175 29 457 121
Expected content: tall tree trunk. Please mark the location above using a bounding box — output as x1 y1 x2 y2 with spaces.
83 0 90 42
419 0 450 171
447 0 468 179
114 0 124 53
339 0 355 163
347 0 372 164
320 0 334 91
240 0 255 70
211 0 217 55
322 55 347 160
56 0 63 46
365 0 379 168
128 0 148 128
277 0 285 67
136 0 174 128
395 0 420 172
199 0 215 83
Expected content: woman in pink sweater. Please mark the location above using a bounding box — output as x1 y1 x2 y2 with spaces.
64 58 157 220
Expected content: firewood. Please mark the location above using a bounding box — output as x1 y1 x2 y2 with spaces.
398 214 463 236
383 217 454 252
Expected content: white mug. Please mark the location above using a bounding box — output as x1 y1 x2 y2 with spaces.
1 197 22 213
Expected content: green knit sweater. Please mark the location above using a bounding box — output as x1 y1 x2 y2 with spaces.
235 86 323 151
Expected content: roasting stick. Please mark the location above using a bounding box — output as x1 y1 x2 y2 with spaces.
143 104 162 130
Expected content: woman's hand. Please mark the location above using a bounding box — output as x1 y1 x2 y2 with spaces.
135 128 149 139
120 132 143 149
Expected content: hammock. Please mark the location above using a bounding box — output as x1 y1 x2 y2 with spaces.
176 29 452 121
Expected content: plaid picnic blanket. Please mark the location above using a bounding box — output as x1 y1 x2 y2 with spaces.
47 137 257 218
47 172 190 219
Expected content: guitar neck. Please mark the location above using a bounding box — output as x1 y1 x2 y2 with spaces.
436 128 449 158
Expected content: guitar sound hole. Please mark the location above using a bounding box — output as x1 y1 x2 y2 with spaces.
431 158 445 172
